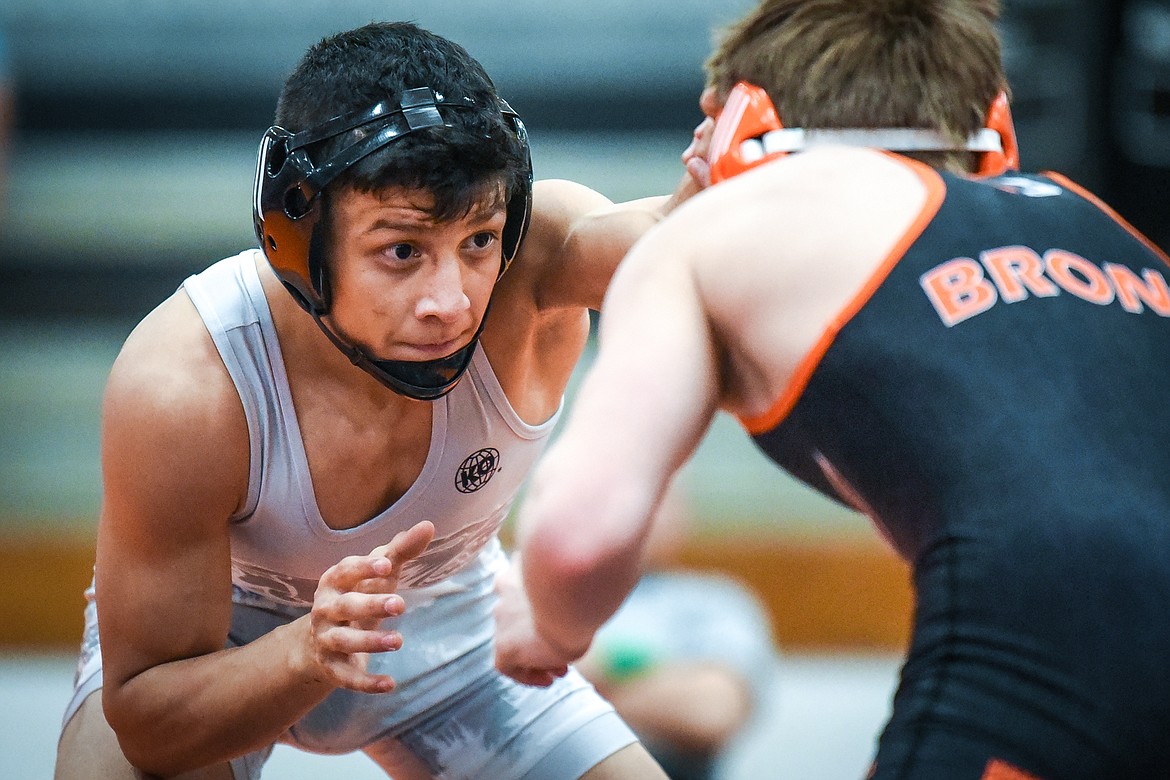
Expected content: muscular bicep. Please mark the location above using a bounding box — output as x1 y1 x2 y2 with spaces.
579 237 720 491
95 302 248 691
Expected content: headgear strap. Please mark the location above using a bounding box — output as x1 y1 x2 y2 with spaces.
708 82 1020 183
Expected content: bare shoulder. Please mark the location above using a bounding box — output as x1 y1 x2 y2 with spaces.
643 148 936 417
682 147 925 231
103 287 249 521
528 178 614 234
108 290 240 420
481 180 609 417
661 147 933 279
486 178 609 346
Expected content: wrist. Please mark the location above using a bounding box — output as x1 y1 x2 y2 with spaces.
281 617 330 689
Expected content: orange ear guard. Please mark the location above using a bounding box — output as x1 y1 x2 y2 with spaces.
706 82 1020 183
707 82 784 185
976 91 1019 176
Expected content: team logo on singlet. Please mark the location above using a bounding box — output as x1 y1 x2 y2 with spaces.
455 448 500 493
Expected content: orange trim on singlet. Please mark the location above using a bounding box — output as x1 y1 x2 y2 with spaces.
738 155 946 436
981 758 1044 780
1044 170 1170 270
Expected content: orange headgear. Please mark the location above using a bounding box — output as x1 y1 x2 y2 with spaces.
707 82 1019 184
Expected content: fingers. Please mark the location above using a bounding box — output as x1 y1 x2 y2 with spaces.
686 156 712 189
321 520 435 597
304 522 435 694
320 553 397 595
325 661 398 695
371 520 435 567
315 591 406 626
682 117 714 190
683 118 714 162
316 622 405 655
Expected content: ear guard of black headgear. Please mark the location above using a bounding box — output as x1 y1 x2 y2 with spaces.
252 86 533 316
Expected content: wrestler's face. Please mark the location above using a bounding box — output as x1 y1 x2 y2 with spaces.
323 184 505 363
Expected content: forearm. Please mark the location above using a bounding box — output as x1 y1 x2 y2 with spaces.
524 536 642 659
518 456 653 656
106 616 332 776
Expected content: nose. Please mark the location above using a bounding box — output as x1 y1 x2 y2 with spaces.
415 255 471 324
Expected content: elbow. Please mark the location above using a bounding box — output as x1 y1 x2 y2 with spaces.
521 486 647 591
103 687 194 778
117 736 197 779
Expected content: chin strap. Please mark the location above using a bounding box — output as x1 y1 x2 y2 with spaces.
308 306 490 401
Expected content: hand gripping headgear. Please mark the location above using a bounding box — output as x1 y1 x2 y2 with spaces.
707 82 1019 184
252 86 533 399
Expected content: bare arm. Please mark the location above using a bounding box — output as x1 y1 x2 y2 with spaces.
97 294 433 776
495 225 721 680
524 162 704 312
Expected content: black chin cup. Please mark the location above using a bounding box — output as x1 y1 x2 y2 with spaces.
309 307 489 400
368 341 479 401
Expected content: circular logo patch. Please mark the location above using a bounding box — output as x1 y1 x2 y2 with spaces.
456 448 500 493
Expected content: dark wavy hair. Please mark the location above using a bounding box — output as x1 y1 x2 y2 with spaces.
275 21 528 222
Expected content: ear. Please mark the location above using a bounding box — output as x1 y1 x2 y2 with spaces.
707 81 785 184
976 91 1020 176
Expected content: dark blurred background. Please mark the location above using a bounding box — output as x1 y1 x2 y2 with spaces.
0 4 1167 775
0 0 1167 602
1 0 1167 328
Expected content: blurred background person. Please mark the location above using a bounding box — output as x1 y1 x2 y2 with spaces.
572 485 778 780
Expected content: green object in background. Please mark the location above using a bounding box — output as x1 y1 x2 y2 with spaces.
598 639 660 683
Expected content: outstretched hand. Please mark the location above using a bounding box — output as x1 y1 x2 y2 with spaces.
304 520 435 693
492 555 581 687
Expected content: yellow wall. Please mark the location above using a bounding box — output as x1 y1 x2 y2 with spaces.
0 526 911 652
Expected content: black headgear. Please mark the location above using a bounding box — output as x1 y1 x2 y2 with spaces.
252 86 533 399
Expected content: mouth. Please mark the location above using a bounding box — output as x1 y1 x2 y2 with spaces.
398 337 466 360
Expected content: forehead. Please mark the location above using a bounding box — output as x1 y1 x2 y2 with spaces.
332 184 506 225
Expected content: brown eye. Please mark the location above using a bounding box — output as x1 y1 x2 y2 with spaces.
472 232 494 249
391 243 415 260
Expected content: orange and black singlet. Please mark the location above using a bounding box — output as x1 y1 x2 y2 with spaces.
747 165 1170 779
